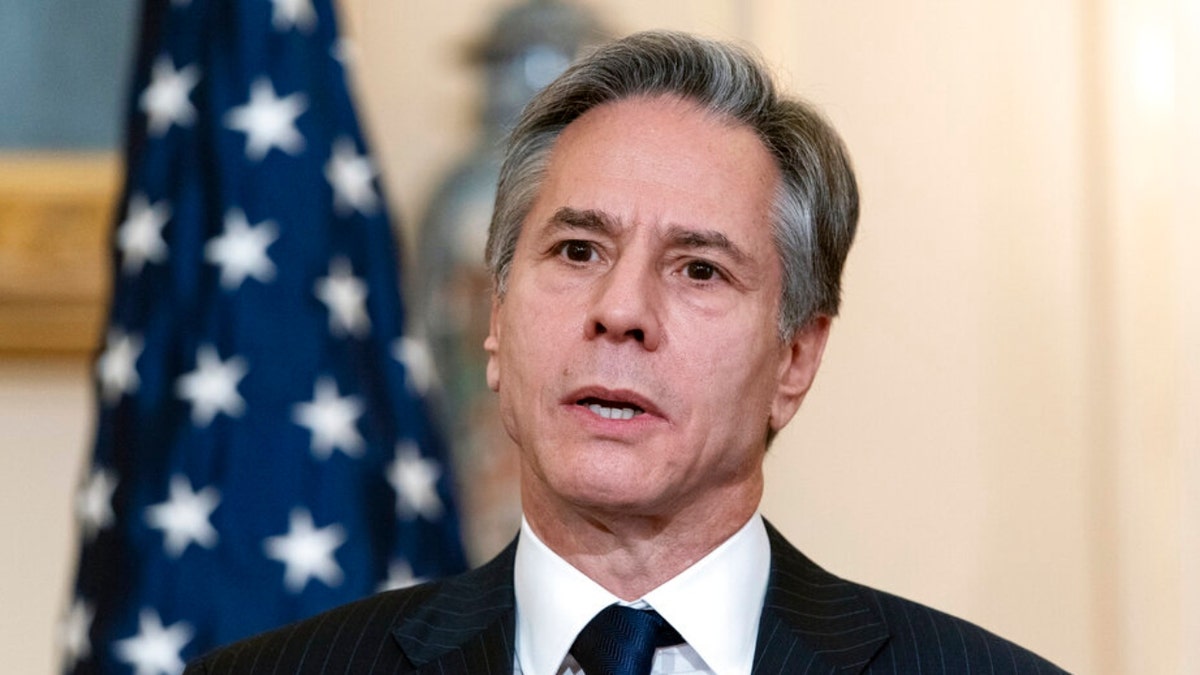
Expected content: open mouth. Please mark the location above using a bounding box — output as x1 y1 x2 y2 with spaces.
577 396 645 421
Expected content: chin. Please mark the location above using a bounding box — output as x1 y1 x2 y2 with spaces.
550 470 667 513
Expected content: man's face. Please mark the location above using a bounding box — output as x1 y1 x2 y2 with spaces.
486 95 828 522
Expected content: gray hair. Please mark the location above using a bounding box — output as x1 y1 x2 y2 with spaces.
485 30 858 339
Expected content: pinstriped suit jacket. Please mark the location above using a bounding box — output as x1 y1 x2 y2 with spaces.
186 521 1067 674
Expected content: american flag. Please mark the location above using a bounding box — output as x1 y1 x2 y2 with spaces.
62 0 467 672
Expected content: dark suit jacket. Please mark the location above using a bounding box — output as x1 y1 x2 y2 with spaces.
187 521 1067 674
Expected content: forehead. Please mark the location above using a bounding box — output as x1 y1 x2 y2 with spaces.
527 95 781 248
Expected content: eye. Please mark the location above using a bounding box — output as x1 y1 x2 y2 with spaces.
556 240 597 263
684 260 718 281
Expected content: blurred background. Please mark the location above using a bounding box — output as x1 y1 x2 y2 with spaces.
2 0 1197 673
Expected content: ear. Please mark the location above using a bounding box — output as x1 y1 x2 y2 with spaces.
768 315 831 432
483 294 502 392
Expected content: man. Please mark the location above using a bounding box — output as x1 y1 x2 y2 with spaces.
188 31 1065 674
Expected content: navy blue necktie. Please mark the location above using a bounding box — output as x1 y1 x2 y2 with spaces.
570 604 685 675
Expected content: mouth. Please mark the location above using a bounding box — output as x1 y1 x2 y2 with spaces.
567 387 661 422
577 396 645 421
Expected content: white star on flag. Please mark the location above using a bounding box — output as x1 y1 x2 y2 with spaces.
330 38 358 67
139 55 199 136
117 194 171 275
315 256 370 338
387 441 444 521
97 327 144 405
175 345 248 427
113 608 193 675
59 597 94 671
263 508 346 593
77 467 118 540
270 0 316 33
144 475 221 558
325 136 379 216
292 376 365 460
224 77 307 161
205 208 278 289
392 336 439 395
377 559 427 592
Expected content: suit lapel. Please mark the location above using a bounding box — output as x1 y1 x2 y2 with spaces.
393 539 518 675
752 521 890 674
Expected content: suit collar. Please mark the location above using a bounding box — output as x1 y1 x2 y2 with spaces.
392 538 517 672
392 521 890 674
752 520 890 673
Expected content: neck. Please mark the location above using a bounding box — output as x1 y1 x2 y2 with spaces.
522 480 762 600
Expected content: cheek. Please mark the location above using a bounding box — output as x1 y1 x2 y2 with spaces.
496 307 564 416
687 335 781 425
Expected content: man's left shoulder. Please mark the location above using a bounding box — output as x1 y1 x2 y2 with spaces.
850 582 1070 674
761 521 1069 673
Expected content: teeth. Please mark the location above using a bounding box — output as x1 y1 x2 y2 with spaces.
587 403 640 420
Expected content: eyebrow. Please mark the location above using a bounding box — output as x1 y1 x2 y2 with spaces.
547 207 751 265
548 207 621 235
664 225 751 266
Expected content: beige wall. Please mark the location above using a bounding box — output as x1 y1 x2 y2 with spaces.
5 1 1196 673
0 360 93 673
759 1 1094 667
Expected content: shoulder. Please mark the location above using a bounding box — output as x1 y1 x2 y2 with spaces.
187 539 518 675
761 520 1068 673
851 583 1069 674
184 582 439 674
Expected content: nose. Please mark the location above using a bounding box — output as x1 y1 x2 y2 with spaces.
584 261 662 351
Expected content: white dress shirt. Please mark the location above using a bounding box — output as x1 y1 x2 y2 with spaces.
513 513 771 675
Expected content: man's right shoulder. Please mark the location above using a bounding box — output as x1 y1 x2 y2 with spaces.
188 539 520 674
184 581 442 674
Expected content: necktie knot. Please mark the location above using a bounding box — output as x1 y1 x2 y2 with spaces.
570 604 684 675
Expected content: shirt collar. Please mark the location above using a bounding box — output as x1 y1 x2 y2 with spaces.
514 513 771 675
515 518 619 675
